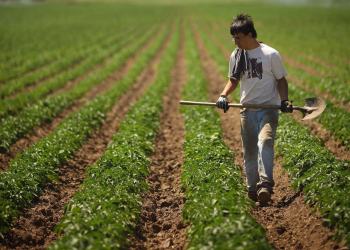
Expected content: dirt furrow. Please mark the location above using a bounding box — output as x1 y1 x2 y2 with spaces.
294 51 340 72
128 23 188 250
0 26 164 174
292 112 349 161
287 74 350 112
203 21 349 160
9 59 84 99
192 20 346 250
0 60 58 88
0 26 172 250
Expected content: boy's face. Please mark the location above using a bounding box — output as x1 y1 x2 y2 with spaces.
232 32 249 49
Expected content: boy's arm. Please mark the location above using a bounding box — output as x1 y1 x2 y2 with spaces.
277 76 288 101
221 78 239 96
216 78 239 113
277 77 293 113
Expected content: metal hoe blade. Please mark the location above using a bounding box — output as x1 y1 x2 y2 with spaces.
294 97 326 121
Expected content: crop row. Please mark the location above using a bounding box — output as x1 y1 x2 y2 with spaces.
0 25 134 99
0 18 112 83
0 24 159 153
0 23 169 236
49 21 180 250
180 21 272 249
0 24 150 120
283 62 350 104
0 4 165 82
197 19 350 149
275 112 350 248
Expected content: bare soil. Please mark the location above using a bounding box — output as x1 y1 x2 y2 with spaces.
9 59 84 99
128 24 189 250
0 24 171 250
0 60 57 88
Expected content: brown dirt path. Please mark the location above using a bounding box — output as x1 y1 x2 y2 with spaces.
192 20 347 250
0 60 57 87
8 59 83 99
0 25 165 174
293 51 340 72
128 22 189 250
203 21 349 160
292 112 349 162
0 25 172 250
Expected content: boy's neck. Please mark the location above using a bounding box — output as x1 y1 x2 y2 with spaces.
246 39 261 50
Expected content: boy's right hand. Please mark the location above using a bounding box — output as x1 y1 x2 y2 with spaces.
216 95 230 113
281 99 293 113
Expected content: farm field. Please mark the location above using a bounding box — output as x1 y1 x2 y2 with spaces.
0 1 349 249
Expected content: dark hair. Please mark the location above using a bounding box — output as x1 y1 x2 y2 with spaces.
230 13 257 38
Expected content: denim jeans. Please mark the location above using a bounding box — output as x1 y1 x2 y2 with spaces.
240 109 278 192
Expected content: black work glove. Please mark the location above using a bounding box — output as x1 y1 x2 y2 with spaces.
281 99 293 113
216 95 230 113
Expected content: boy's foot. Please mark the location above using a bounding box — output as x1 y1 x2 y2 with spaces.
257 187 271 202
255 201 269 207
248 191 258 202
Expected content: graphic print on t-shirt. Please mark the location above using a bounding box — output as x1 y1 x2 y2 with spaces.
247 57 263 79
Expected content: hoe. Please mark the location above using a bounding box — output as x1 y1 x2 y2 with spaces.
180 97 326 121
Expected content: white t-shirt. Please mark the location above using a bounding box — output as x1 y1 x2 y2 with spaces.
228 43 288 106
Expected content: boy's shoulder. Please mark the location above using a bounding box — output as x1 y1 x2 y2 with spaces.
260 43 280 55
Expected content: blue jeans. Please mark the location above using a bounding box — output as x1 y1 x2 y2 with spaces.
240 109 278 192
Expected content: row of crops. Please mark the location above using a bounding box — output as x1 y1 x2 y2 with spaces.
0 2 349 249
